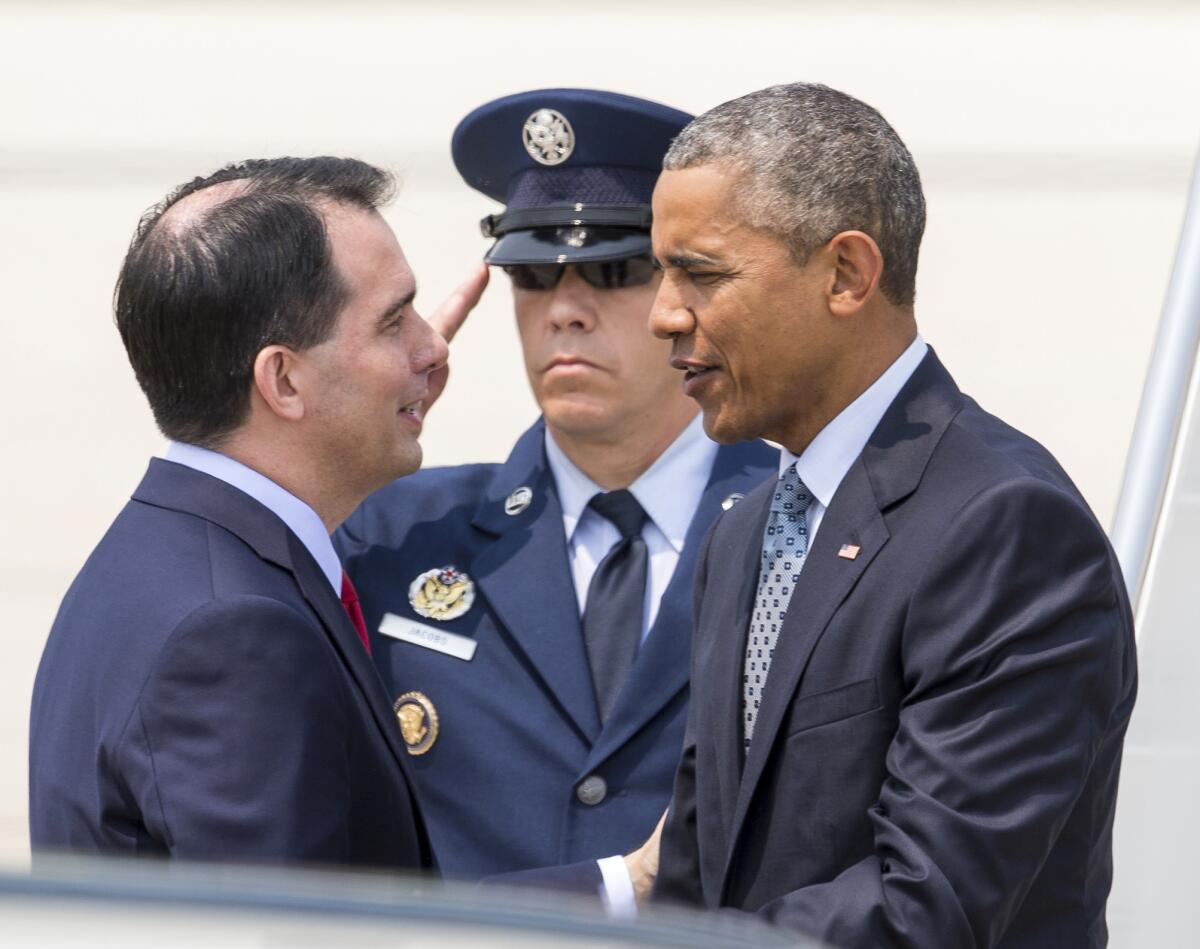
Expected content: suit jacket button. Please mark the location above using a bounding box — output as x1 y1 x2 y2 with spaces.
576 775 607 806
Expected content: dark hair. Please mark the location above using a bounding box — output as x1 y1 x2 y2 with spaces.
114 156 395 446
666 83 926 307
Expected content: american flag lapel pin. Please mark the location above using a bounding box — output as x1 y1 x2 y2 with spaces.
838 544 861 561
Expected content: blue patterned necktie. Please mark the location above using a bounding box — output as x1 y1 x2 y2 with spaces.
744 464 813 749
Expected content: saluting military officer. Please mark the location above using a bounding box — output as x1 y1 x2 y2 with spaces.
335 89 778 879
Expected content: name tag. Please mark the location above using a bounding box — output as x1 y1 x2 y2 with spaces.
378 613 478 662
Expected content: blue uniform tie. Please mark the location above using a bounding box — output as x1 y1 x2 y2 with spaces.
744 465 813 749
582 490 649 723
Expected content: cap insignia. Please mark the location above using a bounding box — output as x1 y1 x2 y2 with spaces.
523 108 575 166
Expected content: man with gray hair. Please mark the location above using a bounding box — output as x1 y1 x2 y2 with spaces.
644 83 1136 946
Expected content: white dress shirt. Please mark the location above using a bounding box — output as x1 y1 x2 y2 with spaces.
602 335 929 914
164 441 342 593
544 412 718 640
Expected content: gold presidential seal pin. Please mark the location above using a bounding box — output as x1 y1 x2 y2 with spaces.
523 108 574 166
504 486 533 516
394 691 438 755
409 565 475 621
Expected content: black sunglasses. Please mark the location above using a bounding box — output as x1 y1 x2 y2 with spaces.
501 254 659 291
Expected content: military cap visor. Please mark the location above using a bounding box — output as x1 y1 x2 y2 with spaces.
452 88 692 266
484 225 652 266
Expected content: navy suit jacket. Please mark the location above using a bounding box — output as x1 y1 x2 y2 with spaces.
30 459 432 869
654 351 1137 947
336 420 777 877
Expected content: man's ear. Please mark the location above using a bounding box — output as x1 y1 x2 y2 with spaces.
828 230 883 317
252 345 307 422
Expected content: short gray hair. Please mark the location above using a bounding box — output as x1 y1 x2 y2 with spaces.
664 83 925 306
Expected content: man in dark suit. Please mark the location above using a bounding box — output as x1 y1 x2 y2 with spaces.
639 84 1137 945
28 157 486 866
336 90 777 882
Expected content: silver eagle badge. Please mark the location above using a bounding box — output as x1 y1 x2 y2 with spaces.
523 108 575 166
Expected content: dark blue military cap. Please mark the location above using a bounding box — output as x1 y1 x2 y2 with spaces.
451 89 693 265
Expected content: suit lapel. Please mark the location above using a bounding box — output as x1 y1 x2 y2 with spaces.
290 552 430 861
584 440 778 772
718 348 965 893
711 477 774 833
722 460 889 891
470 423 600 742
133 459 414 773
288 533 414 771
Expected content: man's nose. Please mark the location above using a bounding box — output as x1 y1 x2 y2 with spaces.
415 311 450 370
649 274 694 340
545 267 598 333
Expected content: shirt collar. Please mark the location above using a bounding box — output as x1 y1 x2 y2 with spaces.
164 441 343 593
780 335 929 507
545 413 718 553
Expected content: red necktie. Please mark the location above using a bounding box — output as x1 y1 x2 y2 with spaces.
340 572 372 656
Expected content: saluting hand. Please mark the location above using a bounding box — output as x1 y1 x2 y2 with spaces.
423 262 490 414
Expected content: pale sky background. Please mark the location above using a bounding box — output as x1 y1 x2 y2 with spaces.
2 1 1199 941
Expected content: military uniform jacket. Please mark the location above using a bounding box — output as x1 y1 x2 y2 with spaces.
336 420 777 878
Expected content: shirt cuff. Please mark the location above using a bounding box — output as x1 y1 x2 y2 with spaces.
597 854 638 918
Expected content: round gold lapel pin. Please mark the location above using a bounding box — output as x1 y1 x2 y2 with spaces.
394 691 439 755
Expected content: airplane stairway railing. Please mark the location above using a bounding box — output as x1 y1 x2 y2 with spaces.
1108 147 1200 947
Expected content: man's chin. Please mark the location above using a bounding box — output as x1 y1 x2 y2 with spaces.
699 407 748 445
385 444 424 484
539 399 617 440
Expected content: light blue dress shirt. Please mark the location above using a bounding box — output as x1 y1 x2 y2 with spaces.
544 413 718 641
